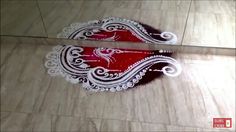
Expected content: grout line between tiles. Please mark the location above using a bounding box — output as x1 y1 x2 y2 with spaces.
35 0 48 38
0 35 47 39
0 110 218 130
1 35 235 56
180 0 192 46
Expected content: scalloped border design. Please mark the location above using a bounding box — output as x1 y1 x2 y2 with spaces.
45 45 182 92
57 17 177 44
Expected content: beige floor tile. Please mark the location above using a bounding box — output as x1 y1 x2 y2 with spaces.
2 0 235 49
183 12 235 48
101 119 209 132
0 112 51 132
0 38 17 66
162 62 235 130
38 0 116 38
101 57 235 130
0 37 235 131
0 112 29 132
1 44 53 113
166 125 203 131
190 0 235 15
38 0 189 45
103 8 188 45
0 42 106 118
138 10 188 45
69 117 101 132
70 90 107 118
1 112 231 132
139 0 191 12
25 114 52 132
174 53 236 65
0 1 47 37
110 0 191 12
183 0 235 48
130 121 167 131
102 80 170 124
51 115 73 131
100 119 131 131
0 112 101 132
102 8 141 22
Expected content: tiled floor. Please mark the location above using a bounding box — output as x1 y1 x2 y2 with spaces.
1 0 235 131
37 0 190 45
182 0 236 48
1 0 235 48
0 1 47 37
1 36 235 131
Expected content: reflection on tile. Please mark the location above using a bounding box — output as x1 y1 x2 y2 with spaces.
174 53 236 65
37 1 84 38
0 112 29 132
1 44 53 113
69 117 101 132
138 10 188 45
183 0 235 48
131 121 167 131
103 8 188 45
102 8 140 22
38 0 116 38
166 125 202 132
85 0 191 13
190 0 235 15
0 112 44 131
101 120 230 132
140 0 191 12
1 0 235 49
72 92 107 118
38 0 190 45
0 41 106 118
24 114 51 132
100 119 130 131
162 61 235 129
183 12 235 48
51 116 73 131
1 112 233 132
0 1 46 37
0 36 235 131
0 39 17 66
102 80 170 124
0 112 102 132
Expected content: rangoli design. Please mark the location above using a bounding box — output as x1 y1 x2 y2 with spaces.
45 45 182 92
57 17 177 44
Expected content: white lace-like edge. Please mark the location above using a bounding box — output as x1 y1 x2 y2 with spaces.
57 17 177 44
45 45 182 92
44 45 86 84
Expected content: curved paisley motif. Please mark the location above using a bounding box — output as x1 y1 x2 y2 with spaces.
45 45 182 92
57 17 177 44
45 45 89 84
86 55 181 92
